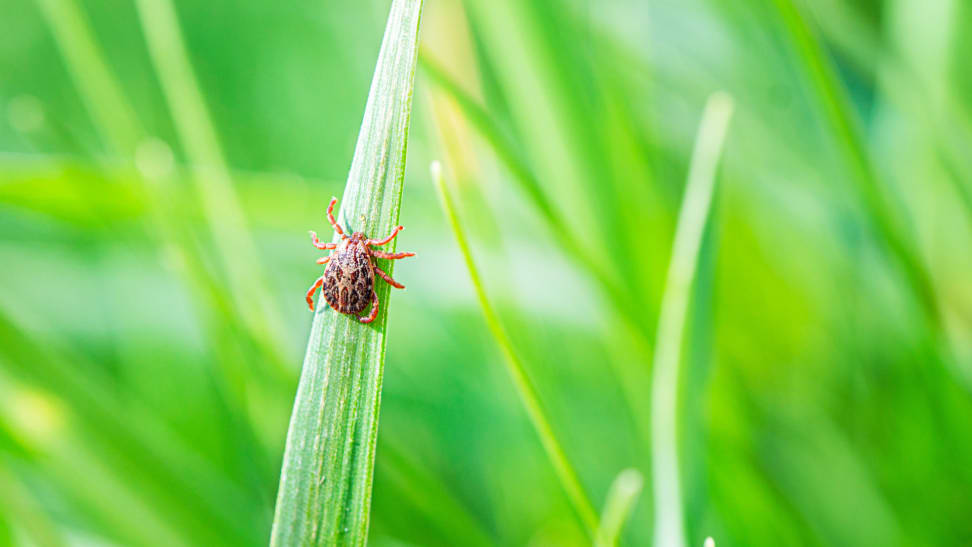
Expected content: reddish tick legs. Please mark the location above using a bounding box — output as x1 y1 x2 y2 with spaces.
309 231 337 250
326 197 347 239
366 225 404 246
316 256 331 265
374 265 404 289
370 250 415 260
360 289 379 323
306 276 325 311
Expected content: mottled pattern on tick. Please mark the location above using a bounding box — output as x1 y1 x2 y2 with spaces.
322 239 374 315
306 197 415 323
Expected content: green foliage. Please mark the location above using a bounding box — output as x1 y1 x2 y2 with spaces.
432 161 598 535
650 92 733 547
1 0 971 545
596 468 644 547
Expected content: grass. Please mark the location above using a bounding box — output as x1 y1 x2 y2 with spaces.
134 0 291 373
431 160 599 536
768 0 940 328
269 0 423 544
2 0 972 545
595 468 644 547
34 0 141 155
650 92 733 547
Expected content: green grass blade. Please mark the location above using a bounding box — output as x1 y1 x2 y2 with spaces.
377 439 494 547
134 0 290 365
0 462 63 547
33 0 141 155
422 42 659 465
650 93 734 547
31 0 286 458
768 0 941 329
431 160 599 537
269 1 423 544
595 468 644 547
419 52 565 238
0 308 256 544
419 54 644 332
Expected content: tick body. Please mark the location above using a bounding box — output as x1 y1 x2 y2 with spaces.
305 197 414 323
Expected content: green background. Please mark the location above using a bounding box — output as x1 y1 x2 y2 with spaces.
1 0 971 544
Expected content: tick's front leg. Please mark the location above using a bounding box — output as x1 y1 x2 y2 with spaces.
316 256 331 265
370 250 415 260
360 289 379 323
309 231 337 250
326 197 348 239
366 225 404 246
306 276 325 311
374 264 404 289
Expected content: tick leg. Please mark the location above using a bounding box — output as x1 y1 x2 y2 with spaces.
370 250 415 260
305 276 325 311
316 255 331 265
374 264 404 289
360 289 379 323
366 225 404 246
309 231 337 250
327 197 348 239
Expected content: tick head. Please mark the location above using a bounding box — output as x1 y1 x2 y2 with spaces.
349 231 366 243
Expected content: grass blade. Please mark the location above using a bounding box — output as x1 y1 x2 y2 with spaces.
269 1 423 544
768 0 941 328
33 0 141 155
431 160 599 537
134 0 290 366
650 92 733 547
0 461 63 547
32 0 284 475
0 307 256 544
419 53 645 333
595 468 644 547
377 439 494 547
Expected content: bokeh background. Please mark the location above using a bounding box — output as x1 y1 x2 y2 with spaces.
2 0 971 545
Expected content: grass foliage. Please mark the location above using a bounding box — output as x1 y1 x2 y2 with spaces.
1 0 971 545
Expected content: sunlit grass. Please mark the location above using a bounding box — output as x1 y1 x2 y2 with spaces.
650 91 733 547
432 160 599 536
270 1 423 544
1 0 971 544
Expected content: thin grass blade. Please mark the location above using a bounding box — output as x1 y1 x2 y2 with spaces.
134 0 290 369
768 0 941 328
33 0 283 474
420 54 644 334
33 0 141 155
651 92 733 547
431 160 599 537
595 468 644 547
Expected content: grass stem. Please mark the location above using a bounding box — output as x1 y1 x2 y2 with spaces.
650 92 733 547
595 468 644 547
134 0 289 368
269 1 424 544
431 160 599 537
768 0 941 329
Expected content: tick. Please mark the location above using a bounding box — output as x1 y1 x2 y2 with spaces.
305 197 415 324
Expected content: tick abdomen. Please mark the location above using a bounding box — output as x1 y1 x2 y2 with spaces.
322 240 374 314
306 197 413 322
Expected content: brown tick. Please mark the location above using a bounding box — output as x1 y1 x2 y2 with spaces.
305 197 415 323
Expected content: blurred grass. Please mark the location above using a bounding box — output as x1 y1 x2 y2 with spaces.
1 0 971 545
433 160 598 536
596 468 643 547
650 91 733 547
